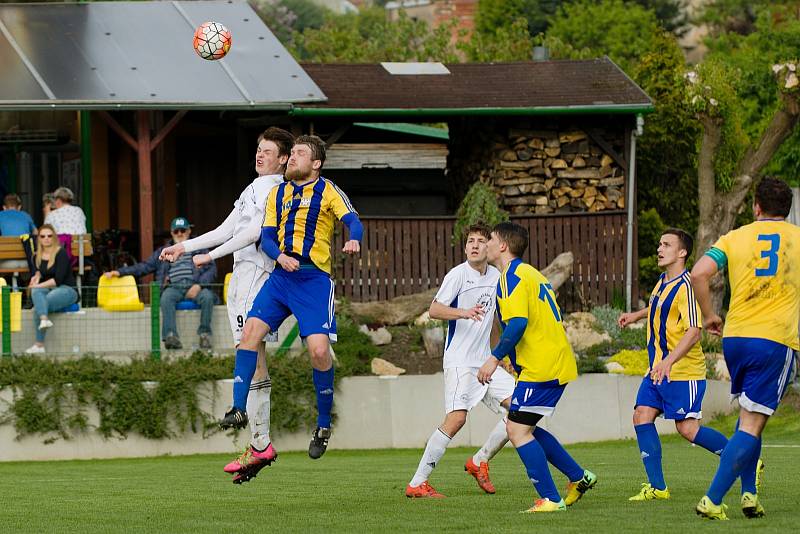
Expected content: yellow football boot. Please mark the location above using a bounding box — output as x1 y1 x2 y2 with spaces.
741 492 765 518
628 483 670 501
521 498 567 513
696 496 729 520
565 470 598 506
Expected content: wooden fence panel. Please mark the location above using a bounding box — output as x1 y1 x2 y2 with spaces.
332 212 631 311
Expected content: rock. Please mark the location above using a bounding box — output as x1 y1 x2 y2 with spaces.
629 320 645 330
422 326 444 357
605 361 624 373
359 324 392 346
541 252 574 291
563 311 611 351
414 311 433 326
711 354 730 381
371 358 406 376
350 288 437 326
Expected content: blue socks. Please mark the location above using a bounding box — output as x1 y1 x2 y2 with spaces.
232 349 258 410
533 427 584 482
634 423 666 490
313 367 335 428
516 439 561 502
707 430 760 504
692 426 728 456
739 436 761 495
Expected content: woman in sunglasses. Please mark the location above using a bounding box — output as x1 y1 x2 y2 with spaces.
24 223 78 354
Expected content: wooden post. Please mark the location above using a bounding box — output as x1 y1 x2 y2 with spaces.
137 110 154 262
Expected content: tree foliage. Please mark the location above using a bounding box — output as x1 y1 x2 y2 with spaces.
453 181 509 244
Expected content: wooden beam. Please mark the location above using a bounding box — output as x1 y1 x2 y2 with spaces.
324 124 350 148
150 110 187 151
137 110 154 261
97 111 138 152
586 128 627 172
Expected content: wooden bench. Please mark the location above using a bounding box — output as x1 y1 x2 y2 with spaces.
0 236 29 288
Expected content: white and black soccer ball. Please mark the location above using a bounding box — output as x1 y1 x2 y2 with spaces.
193 21 232 61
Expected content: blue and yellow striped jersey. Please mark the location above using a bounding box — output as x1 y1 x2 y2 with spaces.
263 177 357 274
496 258 577 385
707 220 800 350
646 270 705 380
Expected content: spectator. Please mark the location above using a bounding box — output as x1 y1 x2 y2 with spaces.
24 224 79 354
0 193 37 273
42 193 56 221
45 187 87 235
103 217 217 350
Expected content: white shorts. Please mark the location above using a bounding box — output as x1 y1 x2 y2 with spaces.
443 366 515 415
227 261 277 345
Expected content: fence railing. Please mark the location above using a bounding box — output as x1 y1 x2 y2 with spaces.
332 212 637 311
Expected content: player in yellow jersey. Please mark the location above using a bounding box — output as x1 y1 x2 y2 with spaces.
618 228 729 502
478 222 596 514
221 135 363 461
692 177 799 520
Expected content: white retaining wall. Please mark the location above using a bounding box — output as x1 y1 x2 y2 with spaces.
0 373 736 462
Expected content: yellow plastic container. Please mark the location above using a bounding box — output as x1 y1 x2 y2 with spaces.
98 275 145 312
0 278 22 332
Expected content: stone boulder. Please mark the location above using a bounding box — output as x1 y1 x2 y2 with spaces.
422 326 444 357
605 361 624 373
371 358 406 376
359 325 392 346
563 311 611 352
350 288 438 326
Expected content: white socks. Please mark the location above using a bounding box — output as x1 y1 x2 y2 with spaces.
247 378 272 450
410 428 451 487
473 418 509 464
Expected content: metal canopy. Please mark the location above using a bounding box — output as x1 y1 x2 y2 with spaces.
0 0 326 110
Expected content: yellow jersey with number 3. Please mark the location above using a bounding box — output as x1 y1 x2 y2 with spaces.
708 220 800 350
496 258 577 384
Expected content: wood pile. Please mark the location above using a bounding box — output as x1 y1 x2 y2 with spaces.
488 128 626 214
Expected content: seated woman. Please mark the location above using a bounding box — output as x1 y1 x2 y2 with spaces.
24 224 79 354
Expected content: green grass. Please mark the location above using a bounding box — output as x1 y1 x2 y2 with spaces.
2 405 799 533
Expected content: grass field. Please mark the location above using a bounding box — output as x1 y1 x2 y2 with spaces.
2 404 799 533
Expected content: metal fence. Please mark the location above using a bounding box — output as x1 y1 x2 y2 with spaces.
0 283 298 358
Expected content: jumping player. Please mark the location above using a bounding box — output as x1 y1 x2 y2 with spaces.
692 177 799 520
618 228 729 501
478 222 596 513
405 223 514 498
222 135 362 460
160 127 294 483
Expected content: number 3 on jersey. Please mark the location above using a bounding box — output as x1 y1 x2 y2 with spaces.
538 282 562 322
755 234 780 277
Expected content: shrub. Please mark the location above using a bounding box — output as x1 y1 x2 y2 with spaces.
608 349 649 376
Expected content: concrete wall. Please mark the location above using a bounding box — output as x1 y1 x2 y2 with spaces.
9 305 300 355
0 373 736 462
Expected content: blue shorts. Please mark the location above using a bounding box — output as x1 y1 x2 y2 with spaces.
723 337 797 415
248 267 337 342
509 380 566 417
635 375 706 420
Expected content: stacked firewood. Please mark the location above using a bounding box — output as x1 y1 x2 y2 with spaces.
488 128 626 214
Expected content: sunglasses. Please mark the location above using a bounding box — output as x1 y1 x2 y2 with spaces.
39 234 54 239
172 228 188 234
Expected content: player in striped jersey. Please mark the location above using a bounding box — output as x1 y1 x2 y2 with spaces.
692 177 799 520
618 228 729 502
222 135 363 460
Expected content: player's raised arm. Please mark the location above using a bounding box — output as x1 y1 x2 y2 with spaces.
619 306 648 328
329 182 362 254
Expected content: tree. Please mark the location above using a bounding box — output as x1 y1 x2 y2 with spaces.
545 0 664 74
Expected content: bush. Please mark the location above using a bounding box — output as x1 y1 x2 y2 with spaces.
453 181 509 244
608 349 649 376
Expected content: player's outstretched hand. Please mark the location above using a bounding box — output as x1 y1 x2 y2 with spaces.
159 243 185 262
477 357 499 385
461 304 485 321
277 253 300 272
704 314 724 336
618 312 636 328
342 240 360 255
193 253 212 267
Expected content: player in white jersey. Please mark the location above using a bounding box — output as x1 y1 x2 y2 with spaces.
405 223 515 498
160 127 294 484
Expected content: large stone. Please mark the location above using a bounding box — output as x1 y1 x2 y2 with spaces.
359 324 392 346
414 311 434 326
605 361 624 373
371 358 406 376
563 311 611 352
349 288 438 326
541 251 574 291
422 326 445 357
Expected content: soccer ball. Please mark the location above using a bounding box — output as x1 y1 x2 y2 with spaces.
193 21 232 61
